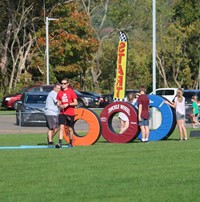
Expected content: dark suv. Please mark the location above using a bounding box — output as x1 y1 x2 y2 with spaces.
183 89 200 123
16 91 48 126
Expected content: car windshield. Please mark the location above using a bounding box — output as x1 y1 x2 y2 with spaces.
74 90 83 95
81 91 100 96
18 87 30 94
25 94 47 104
89 92 101 96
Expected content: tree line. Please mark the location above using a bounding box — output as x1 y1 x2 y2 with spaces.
0 0 199 95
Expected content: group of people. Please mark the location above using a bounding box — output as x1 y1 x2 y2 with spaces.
45 80 195 146
44 78 78 148
119 87 195 142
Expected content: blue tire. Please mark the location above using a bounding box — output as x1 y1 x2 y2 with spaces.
138 95 176 141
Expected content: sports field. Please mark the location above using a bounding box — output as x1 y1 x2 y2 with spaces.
0 128 200 202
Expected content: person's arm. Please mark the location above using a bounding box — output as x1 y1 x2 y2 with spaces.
57 100 64 109
57 98 67 109
68 90 78 107
53 93 58 105
138 104 142 121
164 100 176 108
58 99 78 108
69 98 78 106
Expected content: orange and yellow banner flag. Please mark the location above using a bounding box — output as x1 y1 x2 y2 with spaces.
113 31 128 100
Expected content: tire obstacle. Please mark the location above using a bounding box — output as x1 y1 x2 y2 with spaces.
100 95 176 143
63 95 176 145
63 108 102 146
100 101 139 143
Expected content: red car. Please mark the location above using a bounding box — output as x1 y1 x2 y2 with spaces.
1 85 54 110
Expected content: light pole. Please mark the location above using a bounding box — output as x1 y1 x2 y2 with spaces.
151 0 157 130
152 0 156 94
45 17 59 85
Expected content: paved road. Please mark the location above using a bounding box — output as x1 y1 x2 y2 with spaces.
0 114 47 134
0 113 120 135
0 108 104 135
0 113 193 135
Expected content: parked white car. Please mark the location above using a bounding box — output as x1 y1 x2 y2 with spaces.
150 88 178 102
150 88 200 123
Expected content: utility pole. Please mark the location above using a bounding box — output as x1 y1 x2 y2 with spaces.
46 17 59 85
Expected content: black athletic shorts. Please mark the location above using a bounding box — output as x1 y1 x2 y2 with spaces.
59 114 75 128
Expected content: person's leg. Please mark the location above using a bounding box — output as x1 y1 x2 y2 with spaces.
52 128 59 138
144 126 150 141
143 119 149 141
55 125 64 148
192 115 200 127
68 116 75 147
180 120 188 140
177 120 183 140
192 116 196 128
47 129 54 143
51 116 59 141
46 116 54 144
140 125 146 142
57 114 67 147
68 127 74 147
58 124 65 144
119 119 125 134
196 116 200 126
120 121 129 134
123 121 129 132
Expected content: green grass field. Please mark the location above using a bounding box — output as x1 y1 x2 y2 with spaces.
0 128 200 202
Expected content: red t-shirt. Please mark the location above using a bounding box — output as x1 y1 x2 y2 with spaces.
57 88 77 116
138 94 150 119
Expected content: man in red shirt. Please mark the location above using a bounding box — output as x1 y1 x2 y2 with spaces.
56 78 78 148
138 86 150 142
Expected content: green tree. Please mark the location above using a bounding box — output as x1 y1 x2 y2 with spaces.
106 0 152 91
31 2 99 88
156 0 200 88
0 0 43 93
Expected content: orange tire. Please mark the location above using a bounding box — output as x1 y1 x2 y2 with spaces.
63 108 101 146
